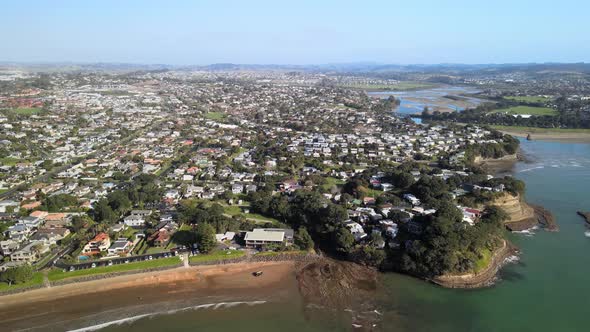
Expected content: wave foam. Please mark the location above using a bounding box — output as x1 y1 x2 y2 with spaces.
518 165 544 173
504 255 520 264
584 230 590 238
68 301 267 332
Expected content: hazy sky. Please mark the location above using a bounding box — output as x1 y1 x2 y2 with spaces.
2 0 589 65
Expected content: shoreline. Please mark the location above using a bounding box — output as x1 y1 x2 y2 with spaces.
496 128 590 143
0 261 296 309
431 240 516 288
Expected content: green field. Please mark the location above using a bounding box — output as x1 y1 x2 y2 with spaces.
47 256 182 281
492 106 557 116
0 157 24 166
0 272 44 292
11 107 43 115
339 81 436 91
474 248 492 273
322 177 345 191
504 96 551 103
188 250 245 263
222 204 280 224
204 111 227 120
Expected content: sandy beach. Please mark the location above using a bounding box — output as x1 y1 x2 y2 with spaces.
0 261 298 331
497 129 590 143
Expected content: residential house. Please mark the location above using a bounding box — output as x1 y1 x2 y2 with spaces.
244 228 293 248
83 232 111 255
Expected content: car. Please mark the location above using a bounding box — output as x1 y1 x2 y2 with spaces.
69 266 75 272
108 261 113 266
91 263 97 268
125 259 130 264
148 255 153 260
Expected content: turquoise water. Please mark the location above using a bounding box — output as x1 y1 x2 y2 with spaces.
90 139 590 332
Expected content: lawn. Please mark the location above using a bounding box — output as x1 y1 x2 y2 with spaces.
47 256 182 281
474 248 492 273
222 204 280 224
0 272 44 292
188 250 245 263
204 111 226 120
504 96 551 103
11 107 43 115
0 157 24 166
322 177 345 191
492 106 557 116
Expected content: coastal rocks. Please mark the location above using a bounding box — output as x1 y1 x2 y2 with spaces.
296 259 378 308
576 211 590 224
431 240 517 288
493 193 557 232
296 259 380 329
473 153 519 174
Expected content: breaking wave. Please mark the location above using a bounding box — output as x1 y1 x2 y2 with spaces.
67 301 267 332
517 165 544 173
584 230 590 238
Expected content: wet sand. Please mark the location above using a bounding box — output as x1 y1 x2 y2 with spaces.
0 261 298 331
498 129 590 143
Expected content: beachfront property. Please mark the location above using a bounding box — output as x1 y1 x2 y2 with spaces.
9 241 49 263
244 228 294 248
107 238 133 255
82 233 111 255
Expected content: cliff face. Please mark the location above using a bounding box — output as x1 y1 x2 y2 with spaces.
492 193 538 231
493 193 535 223
473 153 518 165
473 154 518 174
490 193 558 231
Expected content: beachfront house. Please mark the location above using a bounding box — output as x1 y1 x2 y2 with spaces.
82 232 111 255
244 228 293 249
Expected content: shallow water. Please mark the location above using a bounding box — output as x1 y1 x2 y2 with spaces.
369 86 484 115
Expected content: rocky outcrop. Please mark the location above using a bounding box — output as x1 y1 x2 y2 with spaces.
577 211 590 224
473 154 519 174
431 240 516 288
493 193 535 225
492 193 557 231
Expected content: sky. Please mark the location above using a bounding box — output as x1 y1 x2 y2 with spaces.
1 0 589 65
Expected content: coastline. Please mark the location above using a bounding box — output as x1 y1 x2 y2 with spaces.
495 127 590 143
431 240 516 288
576 211 590 224
0 261 295 309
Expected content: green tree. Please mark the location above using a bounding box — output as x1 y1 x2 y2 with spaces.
0 265 33 286
93 198 116 223
333 226 355 253
294 227 314 250
195 223 216 253
107 191 131 213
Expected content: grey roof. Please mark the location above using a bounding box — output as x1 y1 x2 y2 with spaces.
245 228 285 242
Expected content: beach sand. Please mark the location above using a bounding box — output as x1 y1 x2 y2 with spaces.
0 261 298 331
498 129 590 143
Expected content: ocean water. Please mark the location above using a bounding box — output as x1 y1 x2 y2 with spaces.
74 139 590 332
